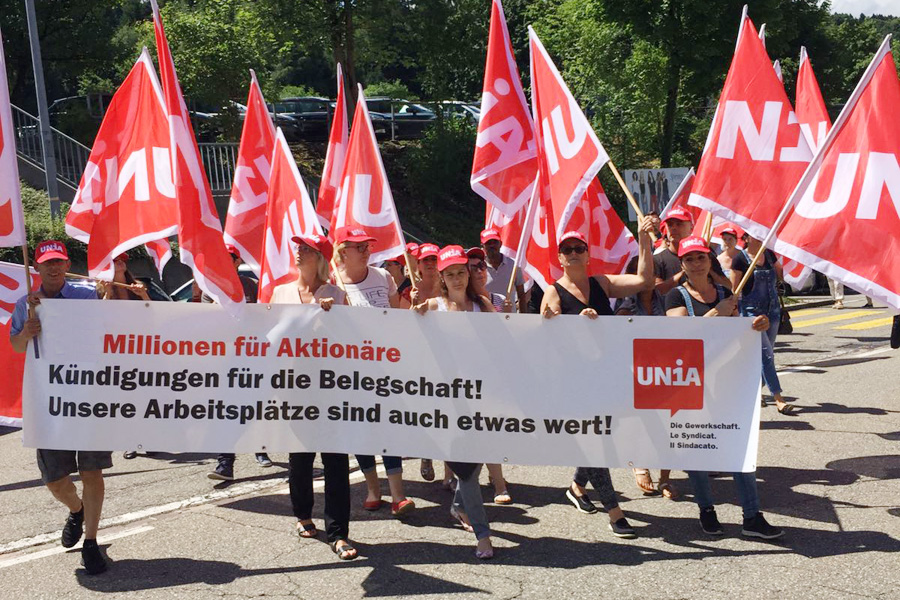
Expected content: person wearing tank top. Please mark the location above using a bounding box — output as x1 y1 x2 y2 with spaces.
541 215 659 539
665 235 784 540
414 245 497 559
332 227 417 519
270 235 358 560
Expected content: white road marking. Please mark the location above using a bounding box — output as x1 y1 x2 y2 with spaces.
0 526 154 569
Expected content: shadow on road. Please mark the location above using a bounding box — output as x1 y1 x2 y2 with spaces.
0 426 20 438
797 402 896 416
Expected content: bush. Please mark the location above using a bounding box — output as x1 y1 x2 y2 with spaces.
364 80 415 100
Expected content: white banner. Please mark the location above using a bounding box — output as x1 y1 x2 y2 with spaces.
23 301 762 472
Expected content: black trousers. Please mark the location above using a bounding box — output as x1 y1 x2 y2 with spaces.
289 452 351 543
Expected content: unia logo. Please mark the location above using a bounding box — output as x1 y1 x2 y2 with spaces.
633 339 704 416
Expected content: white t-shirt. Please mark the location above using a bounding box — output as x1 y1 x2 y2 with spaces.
338 266 397 308
270 281 347 305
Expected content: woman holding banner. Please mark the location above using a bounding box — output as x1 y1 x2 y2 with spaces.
665 235 784 540
271 234 358 560
414 244 496 558
729 235 795 415
332 227 416 518
541 215 658 539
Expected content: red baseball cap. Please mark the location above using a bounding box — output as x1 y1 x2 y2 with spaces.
558 231 588 249
466 247 485 260
720 226 738 237
480 228 501 244
334 227 376 245
34 240 69 263
437 245 469 271
677 236 712 257
663 207 694 224
405 242 420 258
418 243 440 259
291 234 333 262
113 251 131 263
224 244 241 259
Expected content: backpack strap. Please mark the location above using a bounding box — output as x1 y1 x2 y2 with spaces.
676 285 695 317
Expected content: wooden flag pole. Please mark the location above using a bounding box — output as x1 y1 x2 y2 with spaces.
606 160 657 242
733 241 769 298
64 272 134 289
21 244 39 359
701 212 714 242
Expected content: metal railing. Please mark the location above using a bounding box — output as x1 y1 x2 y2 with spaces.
11 104 88 190
197 142 239 194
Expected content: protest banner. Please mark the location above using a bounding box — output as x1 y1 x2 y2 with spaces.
24 301 762 472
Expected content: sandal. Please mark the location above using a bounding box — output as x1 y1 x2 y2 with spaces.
420 459 435 482
777 402 797 416
493 490 512 505
450 506 474 533
658 482 680 500
296 521 318 538
633 469 658 496
331 539 358 561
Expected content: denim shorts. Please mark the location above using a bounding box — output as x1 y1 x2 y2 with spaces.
36 449 113 484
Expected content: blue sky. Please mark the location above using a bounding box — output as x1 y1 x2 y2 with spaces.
828 0 900 17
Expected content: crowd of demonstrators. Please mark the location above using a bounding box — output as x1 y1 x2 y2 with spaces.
730 235 795 415
20 209 879 574
332 227 416 517
271 234 358 560
665 235 784 539
541 215 658 538
9 241 110 574
204 245 273 480
414 245 497 558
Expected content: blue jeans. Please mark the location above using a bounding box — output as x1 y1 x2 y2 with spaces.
687 471 760 519
453 464 491 540
356 455 403 475
739 264 782 396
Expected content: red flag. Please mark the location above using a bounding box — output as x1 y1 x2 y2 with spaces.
0 27 25 247
144 238 173 276
530 27 610 237
796 47 832 152
471 0 538 218
0 261 39 426
224 70 276 276
688 10 812 241
151 0 244 307
65 49 178 279
316 63 349 229
258 129 323 303
329 86 405 263
511 180 560 290
772 36 900 309
565 179 638 275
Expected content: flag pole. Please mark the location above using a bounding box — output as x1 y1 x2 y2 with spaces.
21 244 39 358
701 212 714 242
63 272 135 289
505 176 541 303
606 160 657 242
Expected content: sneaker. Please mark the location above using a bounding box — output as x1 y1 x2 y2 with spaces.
565 488 598 514
61 506 84 548
255 453 273 468
699 507 725 536
207 461 234 481
81 539 107 575
608 518 637 539
742 512 784 540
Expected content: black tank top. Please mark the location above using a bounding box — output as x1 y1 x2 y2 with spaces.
554 278 613 316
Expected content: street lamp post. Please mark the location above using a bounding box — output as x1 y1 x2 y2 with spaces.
24 0 60 219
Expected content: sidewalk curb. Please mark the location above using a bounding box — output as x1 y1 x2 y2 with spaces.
784 299 833 312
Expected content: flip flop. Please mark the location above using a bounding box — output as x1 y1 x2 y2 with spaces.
633 471 658 496
450 507 474 533
420 459 435 482
493 491 512 504
331 540 358 560
658 482 680 500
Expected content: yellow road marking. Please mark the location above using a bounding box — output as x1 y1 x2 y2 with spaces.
787 308 830 318
791 310 872 328
835 316 895 331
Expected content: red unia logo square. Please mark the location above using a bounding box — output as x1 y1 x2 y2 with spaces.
633 339 704 416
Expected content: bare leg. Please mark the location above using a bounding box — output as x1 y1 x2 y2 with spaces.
608 506 625 523
45 475 82 513
79 470 104 539
363 470 381 503
486 463 506 494
387 472 406 503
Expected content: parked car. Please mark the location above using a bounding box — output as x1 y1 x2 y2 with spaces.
170 265 258 302
441 101 481 125
366 97 436 139
270 97 331 141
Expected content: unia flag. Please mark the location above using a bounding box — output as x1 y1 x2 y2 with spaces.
471 0 538 219
316 63 349 229
772 36 900 309
565 179 638 276
529 27 610 238
224 70 276 277
257 129 323 303
329 86 406 264
0 26 25 248
0 261 39 427
151 0 244 307
65 49 178 279
687 8 812 241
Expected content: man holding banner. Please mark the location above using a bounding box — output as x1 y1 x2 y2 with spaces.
9 241 110 575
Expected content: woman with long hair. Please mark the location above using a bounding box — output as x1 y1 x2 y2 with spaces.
414 245 496 558
541 215 657 538
271 234 357 560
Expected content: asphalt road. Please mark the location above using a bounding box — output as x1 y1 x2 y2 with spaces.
1 297 897 599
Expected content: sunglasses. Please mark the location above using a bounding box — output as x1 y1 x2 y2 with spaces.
560 245 588 255
469 261 487 271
